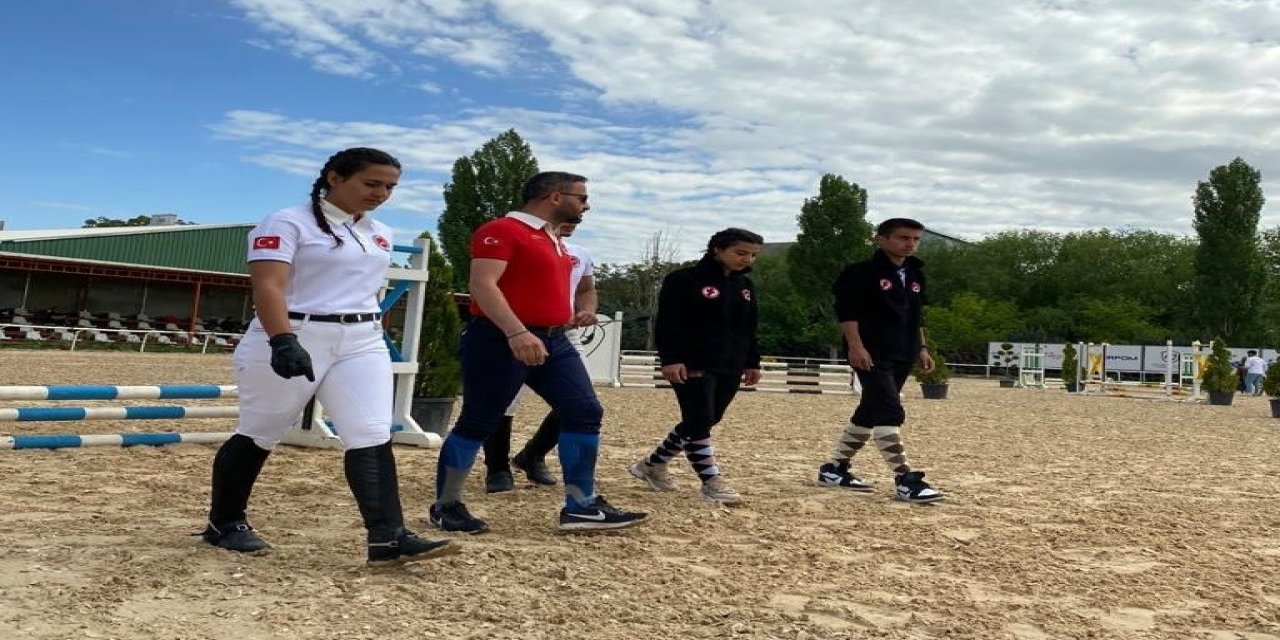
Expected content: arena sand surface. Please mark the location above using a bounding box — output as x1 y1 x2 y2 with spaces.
1 350 1278 640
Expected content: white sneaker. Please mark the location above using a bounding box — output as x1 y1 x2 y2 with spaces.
629 459 679 491
699 476 741 505
895 471 944 503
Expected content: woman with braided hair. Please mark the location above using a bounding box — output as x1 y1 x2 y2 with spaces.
629 228 764 505
200 147 453 565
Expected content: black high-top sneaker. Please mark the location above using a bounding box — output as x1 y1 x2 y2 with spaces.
817 462 875 492
200 520 271 553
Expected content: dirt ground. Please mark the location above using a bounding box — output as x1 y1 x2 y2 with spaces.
0 350 1277 640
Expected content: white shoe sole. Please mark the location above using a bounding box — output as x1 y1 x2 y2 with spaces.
816 479 876 493
896 494 945 503
700 492 742 505
558 517 648 532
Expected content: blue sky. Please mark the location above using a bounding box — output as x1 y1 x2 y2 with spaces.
3 1 1279 264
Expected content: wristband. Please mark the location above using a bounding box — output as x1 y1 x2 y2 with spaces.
506 330 530 339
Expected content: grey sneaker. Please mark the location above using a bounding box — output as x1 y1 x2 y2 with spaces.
699 475 742 505
628 459 679 491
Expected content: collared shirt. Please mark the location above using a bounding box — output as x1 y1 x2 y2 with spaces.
1245 355 1267 375
245 201 392 314
469 212 572 327
565 240 594 313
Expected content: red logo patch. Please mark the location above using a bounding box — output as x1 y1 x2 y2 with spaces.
252 236 281 250
702 286 721 299
483 236 501 246
911 282 921 293
742 288 752 301
570 255 581 267
373 235 390 251
879 278 893 291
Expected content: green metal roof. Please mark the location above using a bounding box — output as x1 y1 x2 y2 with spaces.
0 225 253 275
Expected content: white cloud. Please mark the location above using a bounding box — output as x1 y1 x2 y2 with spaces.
223 0 1280 262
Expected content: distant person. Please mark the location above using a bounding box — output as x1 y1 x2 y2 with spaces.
1243 350 1266 396
628 228 764 505
200 147 452 565
816 218 944 503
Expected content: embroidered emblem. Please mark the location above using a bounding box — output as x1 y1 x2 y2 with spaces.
252 236 280 250
570 255 581 267
702 286 721 299
483 236 501 246
372 235 391 251
742 289 752 301
911 282 921 293
879 278 893 291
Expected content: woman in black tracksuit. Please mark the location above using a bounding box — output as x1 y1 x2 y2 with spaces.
628 228 764 505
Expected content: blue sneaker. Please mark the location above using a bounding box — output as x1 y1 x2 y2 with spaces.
558 496 647 531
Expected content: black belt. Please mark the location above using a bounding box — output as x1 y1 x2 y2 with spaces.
288 311 381 324
525 325 568 337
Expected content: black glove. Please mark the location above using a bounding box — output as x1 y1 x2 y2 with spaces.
268 333 315 381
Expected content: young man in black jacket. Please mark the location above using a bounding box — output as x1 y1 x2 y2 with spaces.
629 228 764 504
817 218 944 503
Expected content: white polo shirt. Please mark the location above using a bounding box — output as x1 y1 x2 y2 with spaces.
246 201 393 314
566 240 594 314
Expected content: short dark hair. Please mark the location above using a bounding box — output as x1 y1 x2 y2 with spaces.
521 171 588 205
707 227 764 253
1249 350 1258 356
876 218 925 237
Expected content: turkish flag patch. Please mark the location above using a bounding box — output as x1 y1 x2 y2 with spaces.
702 286 721 299
373 235 390 251
742 288 752 301
252 236 281 250
911 282 921 293
483 236 501 246
879 278 893 291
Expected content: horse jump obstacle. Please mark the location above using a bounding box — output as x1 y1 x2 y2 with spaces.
1078 341 1203 401
0 384 239 450
619 352 862 395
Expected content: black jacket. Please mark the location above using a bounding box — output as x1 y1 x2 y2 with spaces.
832 250 925 362
655 255 760 372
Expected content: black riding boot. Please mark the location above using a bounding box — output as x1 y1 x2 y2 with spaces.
345 442 453 565
483 416 515 493
202 434 272 553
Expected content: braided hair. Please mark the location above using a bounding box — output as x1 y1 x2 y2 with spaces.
309 147 402 247
706 227 764 254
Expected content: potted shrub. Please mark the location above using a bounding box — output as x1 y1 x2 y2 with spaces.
914 343 951 400
410 233 462 434
1262 359 1280 418
1200 337 1238 406
992 343 1019 388
1061 343 1082 393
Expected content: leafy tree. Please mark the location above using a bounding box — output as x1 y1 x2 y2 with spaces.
1200 337 1239 394
83 214 194 227
922 292 1019 363
1070 296 1165 344
437 129 539 290
1191 157 1266 342
594 231 685 351
414 232 462 398
786 173 873 352
752 252 814 356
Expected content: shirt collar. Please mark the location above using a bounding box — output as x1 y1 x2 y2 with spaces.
505 211 556 232
320 199 366 227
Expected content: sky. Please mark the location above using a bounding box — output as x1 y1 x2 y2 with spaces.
2 0 1279 264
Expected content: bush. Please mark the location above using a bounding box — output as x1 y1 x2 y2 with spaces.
914 343 952 385
1262 359 1280 398
1060 343 1078 385
413 233 462 398
1200 337 1238 394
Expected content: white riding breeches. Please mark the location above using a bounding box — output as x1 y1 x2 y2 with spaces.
233 318 393 451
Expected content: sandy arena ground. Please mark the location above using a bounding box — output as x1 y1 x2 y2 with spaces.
0 350 1278 640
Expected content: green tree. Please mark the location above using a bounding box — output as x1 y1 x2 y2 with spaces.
1191 157 1266 342
922 292 1020 363
786 174 873 352
752 252 815 356
594 231 685 351
414 232 462 398
437 129 540 290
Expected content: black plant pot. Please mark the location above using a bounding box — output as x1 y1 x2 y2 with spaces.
1270 398 1280 418
410 396 457 435
1207 391 1235 406
999 379 1017 388
1064 380 1082 393
920 383 949 400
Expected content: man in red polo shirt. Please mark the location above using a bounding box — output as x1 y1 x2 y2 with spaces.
429 171 648 533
